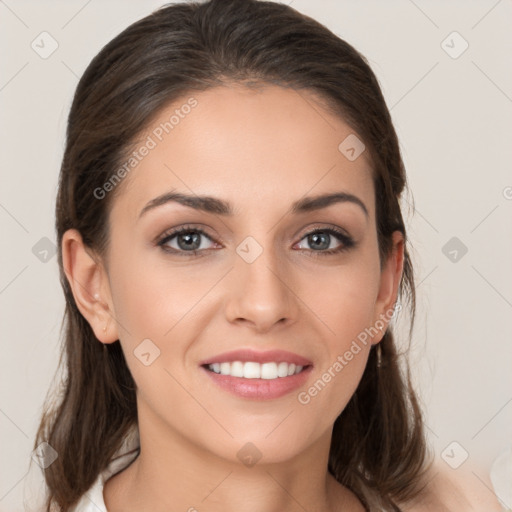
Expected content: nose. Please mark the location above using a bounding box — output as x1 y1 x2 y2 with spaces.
224 243 300 334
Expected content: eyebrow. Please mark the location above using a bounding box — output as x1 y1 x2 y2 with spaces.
138 191 369 219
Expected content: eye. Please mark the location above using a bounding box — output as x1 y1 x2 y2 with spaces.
294 227 355 256
157 225 217 256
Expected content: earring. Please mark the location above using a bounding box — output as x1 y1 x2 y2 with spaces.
103 316 111 336
376 343 382 368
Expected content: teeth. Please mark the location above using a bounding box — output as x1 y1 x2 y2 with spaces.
207 361 306 379
231 361 244 377
261 362 277 379
244 362 261 379
277 362 288 377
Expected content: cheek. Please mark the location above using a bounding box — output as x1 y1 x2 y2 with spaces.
108 244 208 340
296 282 376 428
304 253 381 344
106 245 224 391
295 253 380 414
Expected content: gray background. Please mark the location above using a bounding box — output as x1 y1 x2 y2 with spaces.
1 0 511 510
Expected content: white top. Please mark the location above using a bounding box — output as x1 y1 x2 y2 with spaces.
69 427 140 512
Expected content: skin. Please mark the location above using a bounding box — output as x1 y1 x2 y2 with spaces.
62 83 405 512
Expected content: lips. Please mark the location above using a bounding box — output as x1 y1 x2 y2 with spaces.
199 348 313 400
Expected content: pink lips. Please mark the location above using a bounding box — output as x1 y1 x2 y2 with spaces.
199 348 313 400
199 348 312 367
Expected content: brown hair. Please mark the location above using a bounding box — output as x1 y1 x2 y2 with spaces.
34 0 431 510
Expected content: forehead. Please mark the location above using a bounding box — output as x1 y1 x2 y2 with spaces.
112 84 375 221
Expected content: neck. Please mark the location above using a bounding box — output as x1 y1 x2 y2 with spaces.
103 403 361 512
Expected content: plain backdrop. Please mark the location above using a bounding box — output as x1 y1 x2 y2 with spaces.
1 0 511 510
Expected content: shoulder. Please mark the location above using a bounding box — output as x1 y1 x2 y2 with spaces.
70 449 139 512
398 459 504 512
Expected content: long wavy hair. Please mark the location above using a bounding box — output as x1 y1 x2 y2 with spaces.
34 0 431 510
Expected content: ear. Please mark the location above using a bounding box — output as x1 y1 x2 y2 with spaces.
372 230 404 345
61 228 119 344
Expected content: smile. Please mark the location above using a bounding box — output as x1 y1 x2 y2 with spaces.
205 361 306 379
199 348 313 400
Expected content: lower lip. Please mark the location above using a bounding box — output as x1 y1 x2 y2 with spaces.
200 365 313 400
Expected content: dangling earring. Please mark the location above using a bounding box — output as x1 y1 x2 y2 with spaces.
376 324 385 368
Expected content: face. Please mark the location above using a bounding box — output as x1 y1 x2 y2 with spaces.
68 83 402 465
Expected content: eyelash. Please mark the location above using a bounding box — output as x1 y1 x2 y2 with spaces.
156 224 356 258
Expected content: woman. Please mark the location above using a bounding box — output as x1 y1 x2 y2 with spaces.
33 0 501 510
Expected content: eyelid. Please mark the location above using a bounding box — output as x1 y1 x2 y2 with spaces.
155 223 218 243
297 222 352 239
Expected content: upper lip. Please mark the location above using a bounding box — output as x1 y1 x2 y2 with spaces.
199 349 313 367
